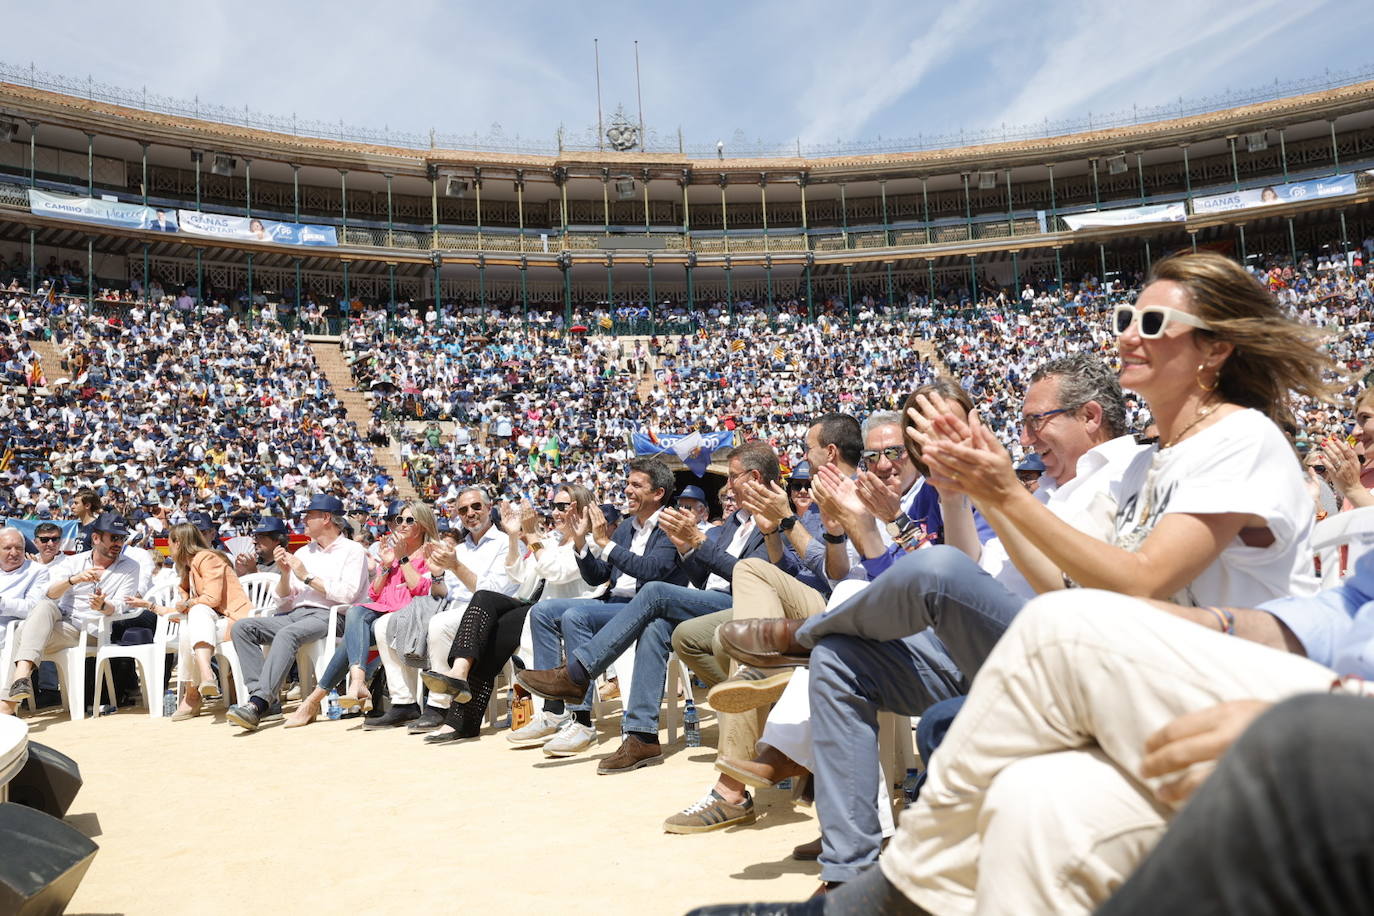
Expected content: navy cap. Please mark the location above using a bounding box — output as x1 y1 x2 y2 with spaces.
788 461 812 482
385 499 407 519
1016 454 1047 474
304 494 345 515
92 511 131 536
600 504 623 527
253 516 289 536
187 510 217 533
678 485 707 504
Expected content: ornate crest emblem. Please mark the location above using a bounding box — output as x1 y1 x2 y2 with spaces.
605 105 640 152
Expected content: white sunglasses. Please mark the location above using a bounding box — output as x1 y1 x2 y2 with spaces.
1111 304 1211 339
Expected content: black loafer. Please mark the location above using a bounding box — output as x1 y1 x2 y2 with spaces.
407 705 448 733
423 727 480 745
7 676 33 703
226 703 261 731
420 670 473 704
363 703 421 730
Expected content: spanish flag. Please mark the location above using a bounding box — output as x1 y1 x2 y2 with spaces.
731 340 746 353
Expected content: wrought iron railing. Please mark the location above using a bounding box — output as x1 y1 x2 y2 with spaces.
3 59 1372 158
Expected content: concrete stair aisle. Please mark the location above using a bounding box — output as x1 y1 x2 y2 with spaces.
28 336 67 385
914 338 949 376
307 338 418 501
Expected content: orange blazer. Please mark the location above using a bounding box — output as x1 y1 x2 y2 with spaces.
185 551 254 621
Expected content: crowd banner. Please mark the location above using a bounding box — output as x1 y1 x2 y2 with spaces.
632 429 735 477
28 189 175 232
1062 202 1187 231
4 518 81 552
1192 174 1358 216
175 210 339 247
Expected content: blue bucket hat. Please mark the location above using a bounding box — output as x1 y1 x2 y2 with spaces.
303 494 345 515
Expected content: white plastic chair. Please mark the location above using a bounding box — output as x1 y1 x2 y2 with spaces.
593 642 702 745
213 573 283 704
1312 506 1374 587
295 603 351 697
93 583 179 717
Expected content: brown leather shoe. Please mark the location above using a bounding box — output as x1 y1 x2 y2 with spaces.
597 734 664 774
717 617 810 668
516 666 588 703
791 836 822 861
715 747 809 789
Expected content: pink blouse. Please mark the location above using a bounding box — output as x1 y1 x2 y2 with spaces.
363 553 433 613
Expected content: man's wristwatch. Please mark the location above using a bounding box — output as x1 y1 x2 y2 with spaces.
822 531 848 544
778 515 799 532
885 517 916 540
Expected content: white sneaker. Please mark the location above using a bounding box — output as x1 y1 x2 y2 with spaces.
541 719 597 757
507 710 570 748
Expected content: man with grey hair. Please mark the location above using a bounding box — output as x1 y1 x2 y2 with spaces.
715 354 1145 892
0 527 50 654
404 484 519 734
227 494 370 731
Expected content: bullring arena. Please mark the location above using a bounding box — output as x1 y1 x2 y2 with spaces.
3 11 1374 915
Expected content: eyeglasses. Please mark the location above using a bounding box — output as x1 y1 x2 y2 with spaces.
552 502 574 511
388 515 418 526
860 446 908 465
106 535 128 545
456 504 485 515
1111 304 1211 339
35 535 61 543
787 481 812 492
1021 407 1074 436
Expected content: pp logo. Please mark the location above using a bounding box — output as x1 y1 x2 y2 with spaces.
1289 186 1308 199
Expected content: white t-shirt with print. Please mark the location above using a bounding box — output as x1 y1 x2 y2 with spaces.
1109 408 1317 608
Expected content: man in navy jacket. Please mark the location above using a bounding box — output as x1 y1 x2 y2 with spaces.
520 442 806 778
518 456 684 759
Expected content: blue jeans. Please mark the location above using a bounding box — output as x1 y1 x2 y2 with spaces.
527 595 630 712
802 545 1027 883
318 604 382 691
571 581 734 737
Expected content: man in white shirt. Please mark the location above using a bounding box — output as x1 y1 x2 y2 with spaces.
1 513 141 715
226 494 369 731
395 486 516 732
0 527 51 647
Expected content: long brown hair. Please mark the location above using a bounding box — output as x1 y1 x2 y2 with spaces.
167 523 231 580
1147 252 1340 429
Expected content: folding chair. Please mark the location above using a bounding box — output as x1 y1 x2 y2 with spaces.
93 583 179 717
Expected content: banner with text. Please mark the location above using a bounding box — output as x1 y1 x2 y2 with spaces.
632 429 736 477
1192 174 1358 216
28 189 176 232
175 210 338 247
1062 202 1188 231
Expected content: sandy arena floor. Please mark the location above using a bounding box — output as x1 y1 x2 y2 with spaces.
23 699 821 915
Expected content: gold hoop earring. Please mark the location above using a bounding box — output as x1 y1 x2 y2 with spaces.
1196 363 1219 392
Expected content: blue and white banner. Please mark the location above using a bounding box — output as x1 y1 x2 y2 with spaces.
1062 202 1188 231
4 518 81 553
175 210 338 247
632 430 736 477
28 189 177 232
1192 174 1358 216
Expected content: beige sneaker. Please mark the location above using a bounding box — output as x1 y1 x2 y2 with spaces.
663 789 756 834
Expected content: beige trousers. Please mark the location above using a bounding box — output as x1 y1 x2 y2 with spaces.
2 599 80 701
882 589 1337 916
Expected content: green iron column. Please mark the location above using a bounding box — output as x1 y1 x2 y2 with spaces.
765 255 774 319
1237 225 1248 263
1181 144 1193 204
85 132 93 196
428 163 439 249
646 253 656 334
1005 168 1015 236
1047 163 1058 232
519 256 529 327
840 182 849 248
431 251 442 310
921 177 931 244
1228 136 1240 191
388 263 396 314
475 168 484 250
719 173 730 254
1330 119 1341 175
339 169 349 242
605 253 614 328
86 236 93 310
680 169 692 243
724 257 733 320
961 173 972 239
27 121 37 189
685 253 696 317
515 170 526 249
760 173 769 251
385 173 394 248
244 158 252 218
292 164 301 221
1287 217 1298 265
804 252 815 323
478 254 487 331
559 251 573 327
27 229 35 294
880 179 890 246
1279 129 1289 183
192 150 203 212
884 259 894 310
1011 250 1020 298
195 248 203 309
247 252 254 320
295 257 303 314
844 263 854 327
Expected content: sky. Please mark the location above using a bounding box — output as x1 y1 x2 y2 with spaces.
6 0 1371 155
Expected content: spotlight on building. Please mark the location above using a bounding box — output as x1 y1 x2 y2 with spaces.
445 177 470 198
210 154 237 176
1106 154 1128 175
1245 131 1268 153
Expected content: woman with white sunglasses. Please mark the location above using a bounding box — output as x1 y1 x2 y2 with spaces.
915 250 1337 610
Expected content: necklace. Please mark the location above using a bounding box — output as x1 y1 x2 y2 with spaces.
1162 401 1221 449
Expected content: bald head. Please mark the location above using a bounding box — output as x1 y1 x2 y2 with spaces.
0 528 25 572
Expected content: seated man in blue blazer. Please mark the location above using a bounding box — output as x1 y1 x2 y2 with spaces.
520 442 806 778
516 456 686 759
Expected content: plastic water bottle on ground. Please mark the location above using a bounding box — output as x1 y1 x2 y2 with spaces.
683 697 701 747
901 767 923 802
326 690 342 720
163 689 176 717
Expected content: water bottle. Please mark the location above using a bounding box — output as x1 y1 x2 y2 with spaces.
325 689 342 720
163 688 177 717
683 697 701 747
97 704 118 717
776 778 794 792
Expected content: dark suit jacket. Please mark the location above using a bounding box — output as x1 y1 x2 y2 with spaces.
683 511 806 591
576 514 688 594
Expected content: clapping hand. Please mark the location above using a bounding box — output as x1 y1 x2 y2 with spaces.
378 534 399 568
917 412 1017 504
586 504 612 548
735 478 789 533
855 470 903 523
1140 700 1272 805
812 464 869 533
1323 436 1364 497
658 507 706 553
428 539 456 571
499 501 525 537
569 504 593 550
